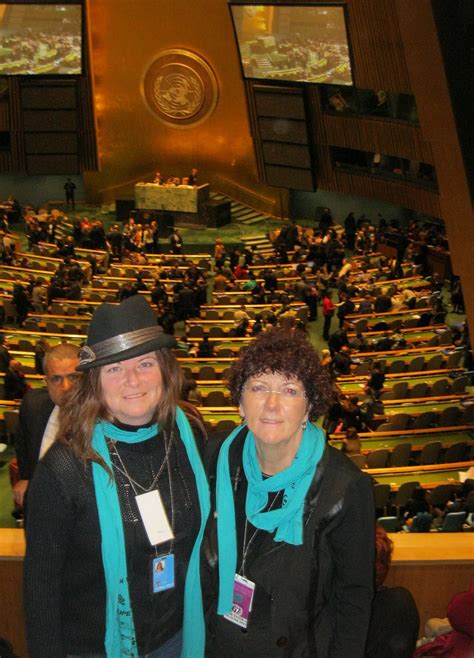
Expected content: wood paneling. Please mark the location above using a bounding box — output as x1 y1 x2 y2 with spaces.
1 528 472 658
0 100 9 130
0 559 26 658
8 77 25 173
24 132 78 154
26 154 79 175
264 165 315 191
257 117 309 144
323 114 434 164
262 142 311 168
386 533 474 633
247 84 317 191
77 74 99 172
254 88 307 119
21 85 77 110
23 110 78 132
346 0 412 92
330 168 441 217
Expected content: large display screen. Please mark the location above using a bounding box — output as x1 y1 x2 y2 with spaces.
230 4 352 85
0 4 81 75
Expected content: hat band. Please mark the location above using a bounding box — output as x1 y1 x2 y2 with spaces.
79 326 165 367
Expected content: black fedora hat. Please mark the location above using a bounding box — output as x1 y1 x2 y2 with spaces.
77 296 175 371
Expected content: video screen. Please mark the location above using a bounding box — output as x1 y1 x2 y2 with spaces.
230 4 352 85
0 4 81 75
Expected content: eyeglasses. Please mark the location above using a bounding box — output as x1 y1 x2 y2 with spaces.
244 383 306 400
45 373 82 386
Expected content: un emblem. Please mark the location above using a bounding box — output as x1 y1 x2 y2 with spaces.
142 50 219 128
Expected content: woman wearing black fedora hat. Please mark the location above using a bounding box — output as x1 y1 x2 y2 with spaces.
23 295 210 658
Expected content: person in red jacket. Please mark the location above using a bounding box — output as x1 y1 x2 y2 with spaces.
322 290 336 341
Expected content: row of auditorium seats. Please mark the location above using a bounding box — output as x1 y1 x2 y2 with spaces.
373 482 474 526
376 405 474 431
200 305 305 320
379 376 469 400
348 314 434 333
351 350 463 374
350 439 472 469
181 365 231 381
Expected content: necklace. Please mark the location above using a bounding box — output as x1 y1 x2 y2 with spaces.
240 490 282 578
109 430 177 554
109 430 174 495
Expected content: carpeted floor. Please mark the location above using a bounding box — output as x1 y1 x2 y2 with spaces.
0 446 16 527
47 201 315 247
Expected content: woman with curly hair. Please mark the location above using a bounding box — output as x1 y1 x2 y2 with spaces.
205 327 375 657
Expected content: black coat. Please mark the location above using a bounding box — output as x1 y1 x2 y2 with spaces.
205 430 375 658
4 368 28 400
15 388 55 480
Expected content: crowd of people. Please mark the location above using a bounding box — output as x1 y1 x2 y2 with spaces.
1 204 470 399
0 197 471 658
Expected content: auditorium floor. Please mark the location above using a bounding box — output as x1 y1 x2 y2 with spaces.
45 201 308 243
0 208 465 527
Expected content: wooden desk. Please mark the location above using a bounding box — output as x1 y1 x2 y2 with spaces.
386 533 474 630
0 529 26 658
1 528 472 658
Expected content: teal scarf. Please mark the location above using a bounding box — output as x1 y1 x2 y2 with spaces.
216 422 324 614
91 407 210 657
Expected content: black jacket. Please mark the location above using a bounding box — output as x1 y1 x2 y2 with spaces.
24 418 204 657
205 429 375 657
15 388 55 480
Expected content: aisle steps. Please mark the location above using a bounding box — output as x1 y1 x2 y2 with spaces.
210 193 271 227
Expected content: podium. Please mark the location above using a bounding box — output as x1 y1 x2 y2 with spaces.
134 183 209 214
134 183 210 228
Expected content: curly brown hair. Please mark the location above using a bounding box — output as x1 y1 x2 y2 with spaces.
228 327 335 419
375 526 393 588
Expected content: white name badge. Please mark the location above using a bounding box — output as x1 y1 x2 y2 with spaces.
135 490 174 546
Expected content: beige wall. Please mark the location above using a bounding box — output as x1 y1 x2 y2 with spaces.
84 0 261 202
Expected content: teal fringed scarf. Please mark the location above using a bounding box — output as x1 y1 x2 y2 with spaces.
91 407 210 657
216 422 325 614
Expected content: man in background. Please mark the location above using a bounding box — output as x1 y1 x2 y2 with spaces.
64 178 77 209
0 334 11 372
12 343 80 511
4 359 28 400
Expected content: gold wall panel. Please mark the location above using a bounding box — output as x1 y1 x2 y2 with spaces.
84 0 263 203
